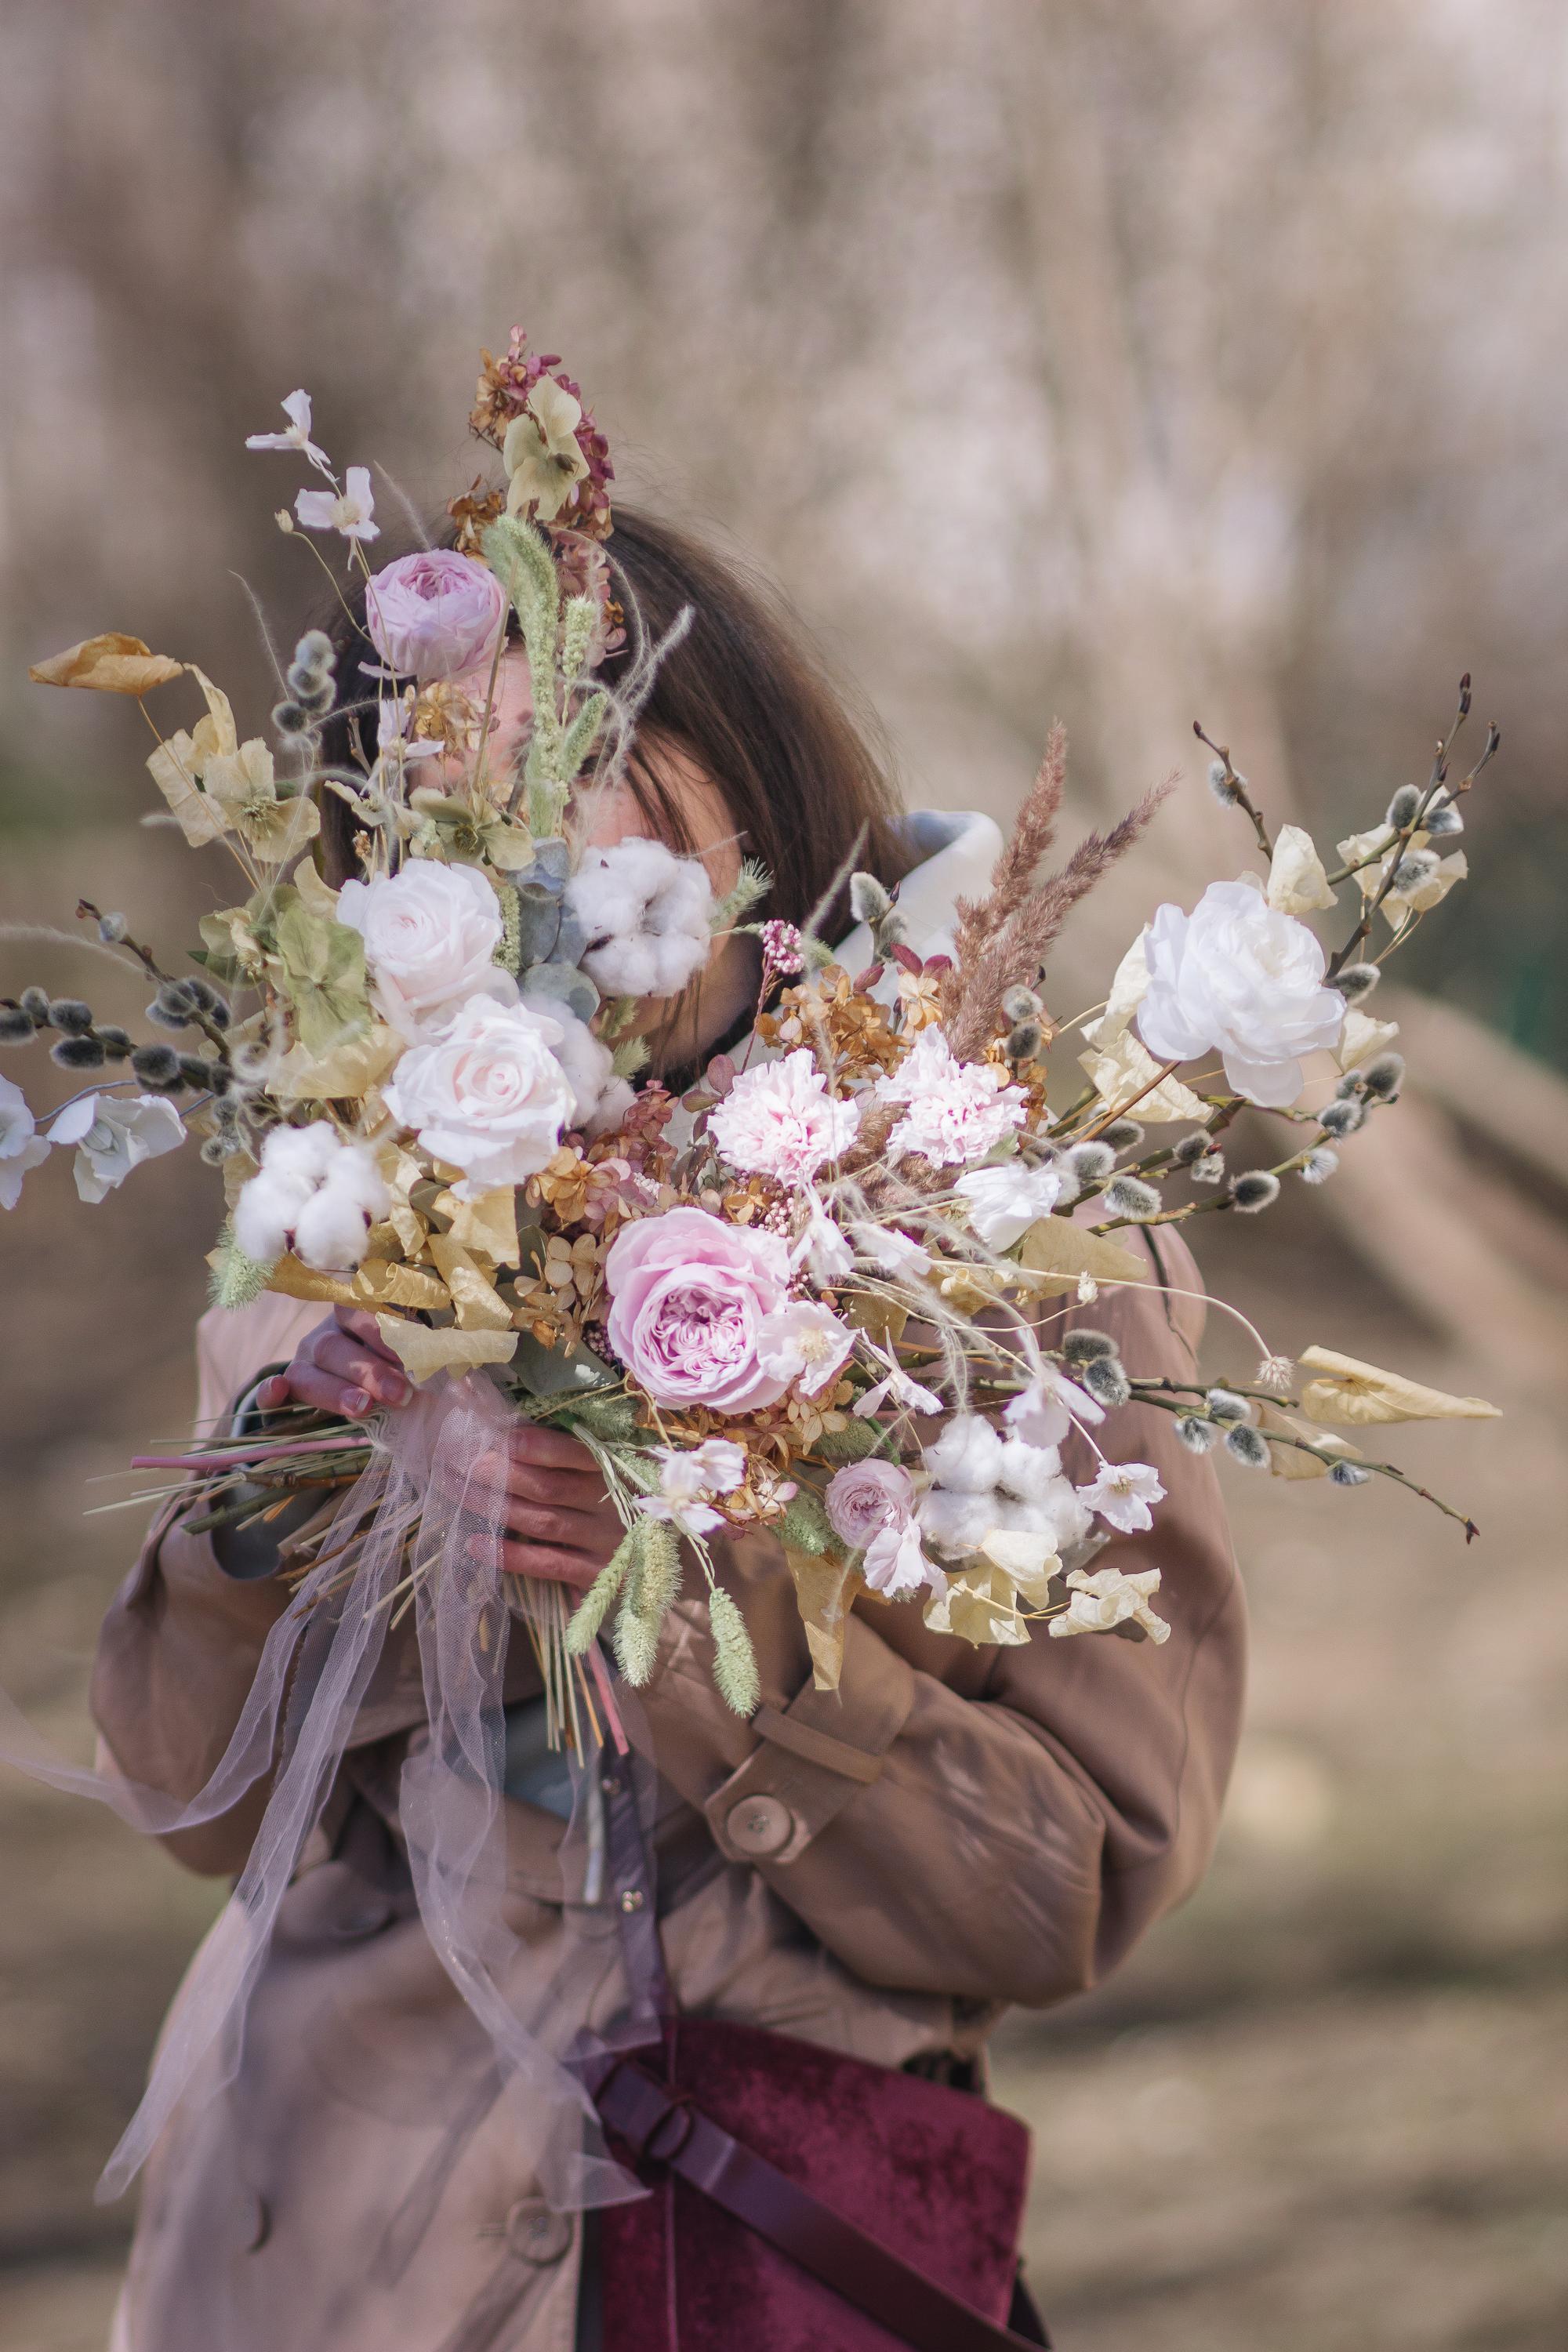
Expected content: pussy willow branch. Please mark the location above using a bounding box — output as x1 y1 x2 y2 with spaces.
1192 721 1272 861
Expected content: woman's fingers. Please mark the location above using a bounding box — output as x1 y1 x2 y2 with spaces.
505 1422 598 1475
471 1534 602 1588
310 1330 410 1411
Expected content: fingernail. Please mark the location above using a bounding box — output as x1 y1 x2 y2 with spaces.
379 1377 409 1406
343 1388 371 1417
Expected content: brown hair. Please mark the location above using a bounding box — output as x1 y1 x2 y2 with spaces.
314 505 909 933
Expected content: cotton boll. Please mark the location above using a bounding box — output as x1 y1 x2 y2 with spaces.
291 1180 379 1272
918 1486 1001 1554
1003 1481 1094 1551
922 1414 1006 1494
258 1122 343 1183
583 1076 636 1140
548 1009 620 1131
566 839 714 1003
996 1436 1065 1499
232 1169 305 1264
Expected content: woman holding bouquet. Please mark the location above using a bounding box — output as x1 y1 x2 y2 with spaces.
91 499 1243 2351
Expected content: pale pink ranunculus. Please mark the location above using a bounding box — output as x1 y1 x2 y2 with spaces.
380 994 574 1199
364 550 508 682
709 1049 861 1183
337 860 514 1040
824 1458 916 1550
603 1207 793 1413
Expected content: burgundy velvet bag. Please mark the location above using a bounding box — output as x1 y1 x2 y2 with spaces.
590 2016 1041 2352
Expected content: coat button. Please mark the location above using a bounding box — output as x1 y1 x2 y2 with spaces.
504 2198 573 2266
725 1794 793 1857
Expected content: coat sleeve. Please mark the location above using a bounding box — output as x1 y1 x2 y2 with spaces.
89 1300 328 1878
634 1228 1247 2009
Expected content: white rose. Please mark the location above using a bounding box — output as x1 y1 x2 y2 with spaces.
1135 877 1345 1109
381 995 575 1198
337 862 514 1040
46 1092 185 1204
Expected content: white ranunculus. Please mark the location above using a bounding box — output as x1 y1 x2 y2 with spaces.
381 995 575 1199
955 1161 1064 1250
1135 877 1345 1109
46 1092 186 1203
337 862 514 1040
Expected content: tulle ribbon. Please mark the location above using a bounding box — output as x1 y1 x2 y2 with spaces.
0 1371 648 2212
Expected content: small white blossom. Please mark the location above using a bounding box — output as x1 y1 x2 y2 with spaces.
1004 1364 1105 1449
1076 1459 1165 1534
245 388 333 477
955 1160 1064 1249
850 1221 932 1278
1049 1564 1170 1644
791 1201 855 1286
755 1299 854 1397
294 466 379 543
47 1092 185 1205
862 1518 946 1600
0 1076 49 1210
639 1439 748 1536
854 1341 943 1421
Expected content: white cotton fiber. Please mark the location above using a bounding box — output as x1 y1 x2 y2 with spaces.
565 838 713 1001
922 1414 1006 1494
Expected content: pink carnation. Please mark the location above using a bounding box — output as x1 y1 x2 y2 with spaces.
603 1207 794 1413
364 550 508 683
873 1026 1026 1169
708 1049 861 1184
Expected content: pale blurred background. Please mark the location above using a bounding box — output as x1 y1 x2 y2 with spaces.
2 4 1566 2347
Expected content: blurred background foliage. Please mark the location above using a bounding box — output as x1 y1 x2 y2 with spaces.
2 4 1566 2347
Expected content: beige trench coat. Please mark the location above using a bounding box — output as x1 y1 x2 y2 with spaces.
94 1229 1243 2352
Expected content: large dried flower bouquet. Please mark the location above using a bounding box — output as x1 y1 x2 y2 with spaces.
6 332 1500 1751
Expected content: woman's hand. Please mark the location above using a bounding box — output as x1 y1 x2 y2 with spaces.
468 1424 625 1590
255 1306 620 1590
256 1305 412 1421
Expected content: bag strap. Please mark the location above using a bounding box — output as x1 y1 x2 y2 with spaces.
592 2052 1049 2352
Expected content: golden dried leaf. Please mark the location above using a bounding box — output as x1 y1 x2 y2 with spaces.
433 1185 519 1265
263 1254 356 1306
270 1023 401 1103
1266 824 1338 915
785 1547 863 1691
923 1564 1034 1647
350 1259 451 1313
1018 1218 1149 1294
1079 1029 1209 1124
1296 1346 1501 1427
426 1236 514 1330
1259 1405 1361 1479
376 1318 518 1385
29 633 186 695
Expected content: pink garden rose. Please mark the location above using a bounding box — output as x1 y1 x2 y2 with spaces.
824 1459 916 1549
603 1207 798 1413
364 550 508 682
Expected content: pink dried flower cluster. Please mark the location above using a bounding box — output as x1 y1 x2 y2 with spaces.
470 327 614 540
760 920 805 977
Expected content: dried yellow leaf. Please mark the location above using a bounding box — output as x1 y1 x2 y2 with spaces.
433 1185 518 1265
1018 1218 1149 1294
350 1259 450 1312
426 1236 514 1330
263 1254 356 1306
1259 1404 1361 1479
375 1318 518 1385
29 633 186 695
785 1547 863 1691
1296 1346 1501 1427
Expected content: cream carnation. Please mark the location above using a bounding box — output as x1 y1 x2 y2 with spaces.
380 995 574 1198
710 1050 860 1182
337 862 513 1040
873 1027 1026 1168
1135 877 1345 1109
